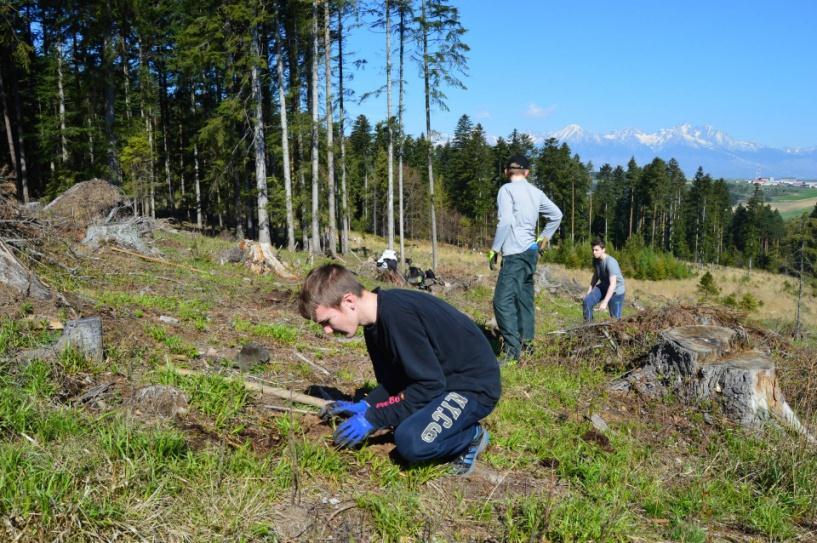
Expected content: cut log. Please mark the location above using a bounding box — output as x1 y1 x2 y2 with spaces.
612 325 815 443
0 239 52 300
239 240 297 279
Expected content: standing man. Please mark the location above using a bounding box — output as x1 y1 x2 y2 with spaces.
489 155 562 362
299 264 501 476
582 239 626 321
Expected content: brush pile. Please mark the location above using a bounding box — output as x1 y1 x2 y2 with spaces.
0 194 53 300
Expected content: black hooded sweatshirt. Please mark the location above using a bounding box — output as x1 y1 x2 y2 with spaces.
362 288 501 428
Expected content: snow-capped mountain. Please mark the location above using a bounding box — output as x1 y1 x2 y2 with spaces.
540 124 817 179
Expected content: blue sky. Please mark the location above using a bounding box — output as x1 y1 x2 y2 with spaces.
342 1 817 149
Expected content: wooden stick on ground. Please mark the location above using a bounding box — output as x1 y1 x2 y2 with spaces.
262 404 316 415
172 367 330 408
109 246 206 274
293 350 331 376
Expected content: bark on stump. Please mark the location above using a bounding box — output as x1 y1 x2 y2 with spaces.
612 325 814 442
56 317 104 362
239 240 296 279
0 239 52 300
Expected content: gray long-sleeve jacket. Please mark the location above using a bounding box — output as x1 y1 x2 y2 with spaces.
491 178 563 256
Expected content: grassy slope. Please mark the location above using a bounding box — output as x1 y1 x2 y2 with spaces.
0 230 816 542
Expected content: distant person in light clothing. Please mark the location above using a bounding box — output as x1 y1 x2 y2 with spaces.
489 155 562 362
582 239 626 321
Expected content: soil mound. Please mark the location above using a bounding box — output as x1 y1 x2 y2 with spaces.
42 179 127 228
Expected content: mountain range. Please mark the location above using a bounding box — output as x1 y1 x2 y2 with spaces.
534 124 817 179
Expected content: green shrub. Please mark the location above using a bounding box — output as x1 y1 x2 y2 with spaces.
738 293 763 312
541 238 692 280
697 272 720 298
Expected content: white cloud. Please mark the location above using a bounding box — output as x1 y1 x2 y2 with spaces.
524 103 556 118
475 109 492 120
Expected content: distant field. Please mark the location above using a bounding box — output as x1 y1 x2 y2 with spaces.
769 196 817 221
770 187 817 202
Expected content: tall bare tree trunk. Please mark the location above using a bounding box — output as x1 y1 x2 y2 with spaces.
146 115 156 218
310 0 321 254
422 0 438 271
570 177 575 242
397 1 406 268
178 123 187 219
9 66 29 203
275 15 295 252
628 189 634 238
251 24 270 245
103 32 120 185
385 0 395 251
192 90 202 229
0 64 19 197
56 41 69 163
337 8 349 254
120 34 131 121
323 2 337 257
795 220 806 338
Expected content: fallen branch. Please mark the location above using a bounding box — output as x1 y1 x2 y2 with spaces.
293 350 331 376
172 367 330 408
109 246 207 274
547 321 614 335
262 404 316 415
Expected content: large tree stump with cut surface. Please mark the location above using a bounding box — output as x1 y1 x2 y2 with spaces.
612 325 814 442
0 239 52 300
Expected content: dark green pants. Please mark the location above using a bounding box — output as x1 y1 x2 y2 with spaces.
492 250 538 359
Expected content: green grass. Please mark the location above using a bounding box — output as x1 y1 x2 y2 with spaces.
5 229 817 540
232 318 298 345
0 317 58 357
157 368 249 430
146 324 199 358
94 291 210 330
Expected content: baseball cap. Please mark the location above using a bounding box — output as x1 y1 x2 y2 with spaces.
506 155 530 170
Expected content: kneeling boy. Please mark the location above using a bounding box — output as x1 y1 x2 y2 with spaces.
298 264 501 475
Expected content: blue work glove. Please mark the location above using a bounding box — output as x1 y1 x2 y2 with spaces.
333 413 374 448
324 399 369 419
487 250 498 271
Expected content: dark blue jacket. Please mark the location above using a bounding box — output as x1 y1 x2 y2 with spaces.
363 288 501 428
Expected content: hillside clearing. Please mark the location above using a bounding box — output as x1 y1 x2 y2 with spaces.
0 229 815 541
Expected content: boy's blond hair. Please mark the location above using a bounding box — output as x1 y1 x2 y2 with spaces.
298 264 364 320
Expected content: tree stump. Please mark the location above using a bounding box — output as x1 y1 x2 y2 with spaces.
56 317 104 362
0 239 52 300
239 240 297 279
612 325 815 442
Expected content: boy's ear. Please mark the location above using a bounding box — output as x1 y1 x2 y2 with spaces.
340 292 356 307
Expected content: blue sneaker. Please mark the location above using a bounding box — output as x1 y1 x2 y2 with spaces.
450 424 490 476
